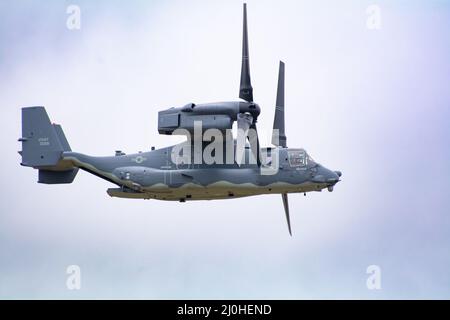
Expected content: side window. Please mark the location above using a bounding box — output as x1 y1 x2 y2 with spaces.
288 151 306 167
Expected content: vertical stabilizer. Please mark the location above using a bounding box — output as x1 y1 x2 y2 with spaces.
19 106 78 184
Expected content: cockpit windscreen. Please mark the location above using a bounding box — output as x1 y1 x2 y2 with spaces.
287 149 315 167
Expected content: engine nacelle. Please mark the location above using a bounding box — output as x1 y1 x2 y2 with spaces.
158 101 260 135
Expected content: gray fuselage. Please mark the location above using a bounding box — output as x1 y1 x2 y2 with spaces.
61 143 340 201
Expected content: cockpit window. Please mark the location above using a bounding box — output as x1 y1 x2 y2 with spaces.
288 150 307 167
287 149 316 167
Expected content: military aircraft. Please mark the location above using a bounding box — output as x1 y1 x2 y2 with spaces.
19 3 341 235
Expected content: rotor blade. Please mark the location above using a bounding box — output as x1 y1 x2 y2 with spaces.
281 193 292 236
235 113 252 166
272 61 287 148
239 3 253 102
249 123 261 166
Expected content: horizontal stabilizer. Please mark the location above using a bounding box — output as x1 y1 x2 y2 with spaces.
38 169 78 184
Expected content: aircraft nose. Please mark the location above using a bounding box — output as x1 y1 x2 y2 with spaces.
326 170 340 184
325 169 341 192
310 166 341 185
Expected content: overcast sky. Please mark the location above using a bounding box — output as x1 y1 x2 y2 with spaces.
1 0 450 299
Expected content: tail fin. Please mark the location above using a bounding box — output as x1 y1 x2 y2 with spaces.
19 106 78 184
